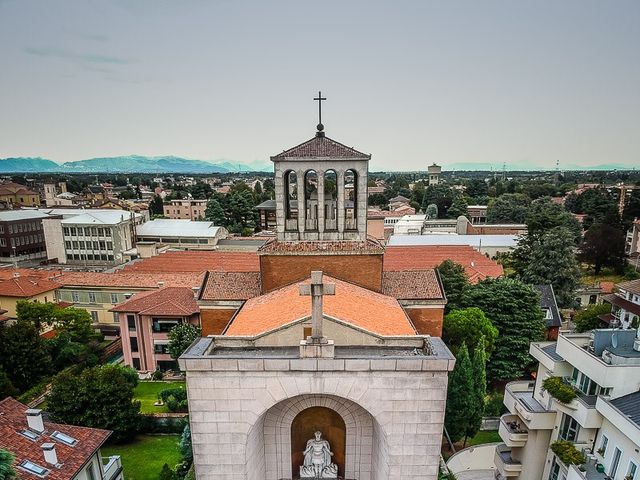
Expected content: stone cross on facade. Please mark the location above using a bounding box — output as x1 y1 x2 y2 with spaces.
299 271 335 344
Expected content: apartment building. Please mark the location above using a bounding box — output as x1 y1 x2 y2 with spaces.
0 210 49 261
496 326 640 480
162 199 207 220
135 219 228 249
601 280 640 329
0 182 40 207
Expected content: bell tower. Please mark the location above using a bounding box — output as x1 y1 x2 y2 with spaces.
271 92 371 242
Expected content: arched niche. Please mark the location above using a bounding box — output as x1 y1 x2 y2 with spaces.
284 170 297 231
304 170 318 230
344 169 358 230
324 169 338 230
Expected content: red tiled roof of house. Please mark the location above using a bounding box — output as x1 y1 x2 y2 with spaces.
55 271 204 289
0 397 111 480
0 182 38 196
0 273 59 298
200 271 262 301
121 251 259 273
271 135 370 160
381 270 445 300
258 239 385 255
617 279 640 296
225 275 416 337
111 287 199 316
383 245 504 284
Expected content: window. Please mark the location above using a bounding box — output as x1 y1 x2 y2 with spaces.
559 414 580 442
88 292 96 303
72 241 79 249
127 315 136 330
70 227 77 235
71 291 79 302
303 326 312 340
111 293 119 304
107 241 113 250
0 225 3 234
65 241 71 249
51 430 78 446
132 357 141 370
85 464 96 480
154 343 169 354
599 435 609 456
19 460 49 477
611 447 623 478
90 311 98 322
0 239 5 247
19 429 40 441
152 319 180 332
628 461 638 480
130 337 139 352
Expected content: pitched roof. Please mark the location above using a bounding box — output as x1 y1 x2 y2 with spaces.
383 245 504 283
136 219 224 238
0 397 111 480
55 271 204 289
258 239 384 255
122 250 260 273
60 210 138 225
609 391 640 429
0 210 51 222
225 275 416 337
111 287 199 316
271 135 370 160
0 271 59 298
381 270 445 300
534 284 562 328
618 279 640 296
199 271 262 301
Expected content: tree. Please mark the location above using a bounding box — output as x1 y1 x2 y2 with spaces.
573 303 612 333
462 278 545 383
150 195 165 216
513 227 581 308
580 223 626 274
486 193 531 224
168 323 202 361
442 308 498 358
437 260 469 312
525 197 582 242
180 424 193 464
425 203 438 219
445 343 474 443
0 449 16 480
47 364 141 442
447 195 469 219
466 179 488 199
159 464 177 480
624 188 640 222
468 340 487 442
0 370 18 400
204 197 226 225
0 320 51 391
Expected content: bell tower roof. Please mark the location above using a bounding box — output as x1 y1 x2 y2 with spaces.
271 135 370 161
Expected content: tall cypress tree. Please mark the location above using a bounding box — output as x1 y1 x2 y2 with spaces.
467 339 487 445
445 343 474 443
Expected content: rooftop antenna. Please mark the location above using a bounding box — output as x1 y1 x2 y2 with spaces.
313 91 327 137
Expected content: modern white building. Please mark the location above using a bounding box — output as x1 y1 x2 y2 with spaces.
136 219 228 249
389 233 518 256
496 326 640 480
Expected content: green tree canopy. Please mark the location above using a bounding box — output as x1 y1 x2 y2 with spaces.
468 340 487 441
512 227 581 308
525 197 582 242
437 260 469 312
0 449 16 480
447 195 469 219
149 195 165 216
168 323 202 361
425 203 438 219
486 193 531 224
580 222 626 275
47 364 141 442
0 320 51 392
462 278 545 383
573 303 612 333
445 343 474 443
443 308 498 358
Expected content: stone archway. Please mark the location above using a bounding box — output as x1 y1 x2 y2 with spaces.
262 394 374 480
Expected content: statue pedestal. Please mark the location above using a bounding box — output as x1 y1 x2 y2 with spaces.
299 338 335 358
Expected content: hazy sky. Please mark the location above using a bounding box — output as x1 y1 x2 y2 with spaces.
1 0 638 171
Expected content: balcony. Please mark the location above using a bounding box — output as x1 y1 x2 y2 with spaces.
494 444 522 477
499 414 529 447
504 381 556 430
102 456 123 480
566 459 607 480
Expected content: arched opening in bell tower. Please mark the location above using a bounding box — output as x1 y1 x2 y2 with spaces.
344 169 358 231
324 170 337 231
284 170 298 231
304 170 318 231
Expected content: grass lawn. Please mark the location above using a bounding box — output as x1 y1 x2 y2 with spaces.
102 434 181 480
580 265 626 285
467 430 501 446
134 381 186 414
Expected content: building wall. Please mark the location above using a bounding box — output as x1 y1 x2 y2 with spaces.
57 287 139 325
404 306 444 337
0 291 55 318
259 253 383 293
0 219 47 259
163 200 207 220
62 220 134 266
594 417 640 478
42 217 66 262
200 308 237 336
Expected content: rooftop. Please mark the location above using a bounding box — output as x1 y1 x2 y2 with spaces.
271 135 370 160
258 238 385 255
60 210 140 225
122 250 260 273
0 271 60 298
618 279 640 296
381 270 445 300
383 245 504 283
609 391 640 428
0 210 51 222
0 397 111 480
225 275 416 337
388 234 518 248
55 271 204 289
111 286 199 316
534 284 562 328
199 271 262 301
136 219 224 238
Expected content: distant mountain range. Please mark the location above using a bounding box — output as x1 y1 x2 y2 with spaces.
0 155 272 174
446 161 638 172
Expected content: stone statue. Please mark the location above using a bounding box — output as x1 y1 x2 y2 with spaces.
299 431 338 479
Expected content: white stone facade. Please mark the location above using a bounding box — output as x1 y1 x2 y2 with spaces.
181 350 453 480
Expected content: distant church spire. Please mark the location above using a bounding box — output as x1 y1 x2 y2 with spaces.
313 91 327 137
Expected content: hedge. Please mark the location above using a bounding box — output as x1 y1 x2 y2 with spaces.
543 377 577 404
551 440 586 465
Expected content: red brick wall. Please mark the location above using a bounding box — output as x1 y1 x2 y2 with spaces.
405 307 444 337
260 254 383 293
200 308 237 336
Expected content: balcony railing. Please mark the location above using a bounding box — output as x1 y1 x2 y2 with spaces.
102 456 123 480
494 444 522 477
499 414 528 447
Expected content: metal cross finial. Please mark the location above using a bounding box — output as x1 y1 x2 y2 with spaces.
299 271 335 343
313 91 327 128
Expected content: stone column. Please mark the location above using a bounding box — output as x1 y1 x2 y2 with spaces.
274 169 285 239
337 171 345 235
296 170 306 237
357 167 368 239
317 170 325 237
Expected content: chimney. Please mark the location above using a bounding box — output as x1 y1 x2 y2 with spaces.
41 443 58 466
192 286 199 298
26 409 45 433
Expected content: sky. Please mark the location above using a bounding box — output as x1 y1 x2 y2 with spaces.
0 0 639 171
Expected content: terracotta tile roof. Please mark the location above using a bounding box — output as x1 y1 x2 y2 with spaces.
55 271 204 289
111 287 199 316
200 271 262 301
617 279 640 296
121 251 259 273
0 182 38 196
383 245 504 284
381 270 444 300
258 238 385 255
225 275 416 337
271 135 370 160
0 397 111 480
0 272 59 298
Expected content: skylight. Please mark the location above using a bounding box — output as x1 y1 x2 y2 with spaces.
19 429 40 441
51 430 78 446
19 460 49 477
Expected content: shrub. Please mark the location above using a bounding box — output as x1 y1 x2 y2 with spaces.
484 391 507 417
543 377 577 404
159 387 188 412
551 440 586 465
160 463 177 480
152 369 163 381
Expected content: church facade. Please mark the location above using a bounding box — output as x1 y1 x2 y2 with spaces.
181 117 455 480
